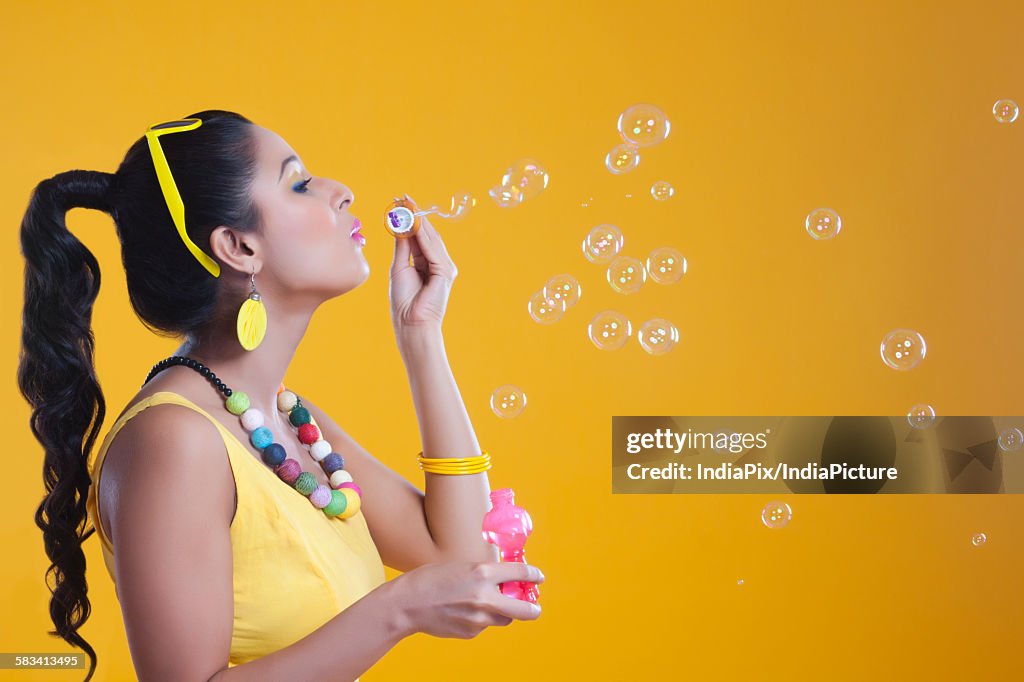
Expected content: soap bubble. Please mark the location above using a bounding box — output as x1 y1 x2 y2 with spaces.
880 329 927 371
761 501 792 529
543 274 582 309
737 579 745 586
907 404 936 429
637 318 680 355
651 181 675 201
430 190 476 220
998 427 1024 452
501 158 549 202
617 103 671 147
993 99 1019 124
805 208 842 240
582 224 624 264
448 190 477 220
490 385 527 418
605 143 641 174
971 532 987 547
645 246 687 285
581 196 593 208
607 255 646 294
489 183 523 208
587 310 632 351
527 289 567 324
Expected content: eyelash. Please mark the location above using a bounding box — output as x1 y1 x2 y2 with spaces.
294 177 313 193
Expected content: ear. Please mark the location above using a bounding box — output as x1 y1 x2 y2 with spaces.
209 225 261 275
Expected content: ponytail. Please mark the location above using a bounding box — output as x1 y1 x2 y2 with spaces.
17 109 260 681
17 169 118 681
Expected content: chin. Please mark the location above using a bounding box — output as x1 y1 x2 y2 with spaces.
356 258 371 283
331 262 371 296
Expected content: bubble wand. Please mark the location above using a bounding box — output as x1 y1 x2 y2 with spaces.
383 192 475 238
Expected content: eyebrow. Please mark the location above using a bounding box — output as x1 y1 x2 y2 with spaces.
279 154 300 182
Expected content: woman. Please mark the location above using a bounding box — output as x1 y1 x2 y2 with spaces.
17 109 544 681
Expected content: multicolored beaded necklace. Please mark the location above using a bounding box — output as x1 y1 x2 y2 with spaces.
145 356 363 520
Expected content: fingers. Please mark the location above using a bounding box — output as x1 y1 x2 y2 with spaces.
491 562 545 585
409 234 428 274
480 563 544 620
391 232 411 275
405 194 456 279
490 591 542 621
417 215 452 264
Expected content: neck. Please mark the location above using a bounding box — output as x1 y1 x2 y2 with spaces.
173 297 315 418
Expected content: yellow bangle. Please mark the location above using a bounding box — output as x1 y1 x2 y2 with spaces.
419 459 491 469
421 462 492 475
416 450 491 475
419 456 490 466
417 449 489 462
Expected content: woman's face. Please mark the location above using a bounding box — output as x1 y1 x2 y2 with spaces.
245 125 368 304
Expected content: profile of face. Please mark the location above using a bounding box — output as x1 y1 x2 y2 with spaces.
210 125 368 307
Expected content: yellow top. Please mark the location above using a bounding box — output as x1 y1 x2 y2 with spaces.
85 391 386 672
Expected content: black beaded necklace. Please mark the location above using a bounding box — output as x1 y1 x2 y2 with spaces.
144 355 363 519
145 355 231 395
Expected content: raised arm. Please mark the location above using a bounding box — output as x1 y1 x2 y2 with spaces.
388 206 499 565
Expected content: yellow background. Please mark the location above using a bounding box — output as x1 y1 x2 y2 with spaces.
3 1 1023 679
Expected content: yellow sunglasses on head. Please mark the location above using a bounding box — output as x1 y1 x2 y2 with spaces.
144 118 221 278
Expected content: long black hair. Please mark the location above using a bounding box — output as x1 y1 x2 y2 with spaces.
16 109 262 680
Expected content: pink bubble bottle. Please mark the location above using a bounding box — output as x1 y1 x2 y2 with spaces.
481 487 539 604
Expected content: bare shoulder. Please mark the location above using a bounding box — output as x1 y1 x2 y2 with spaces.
99 399 236 546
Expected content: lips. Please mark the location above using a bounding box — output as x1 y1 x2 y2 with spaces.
350 218 365 246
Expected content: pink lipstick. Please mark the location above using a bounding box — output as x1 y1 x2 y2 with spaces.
350 219 365 246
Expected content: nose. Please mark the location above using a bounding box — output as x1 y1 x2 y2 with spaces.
329 181 354 212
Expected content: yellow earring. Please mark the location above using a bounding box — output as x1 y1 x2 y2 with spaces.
236 269 267 351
